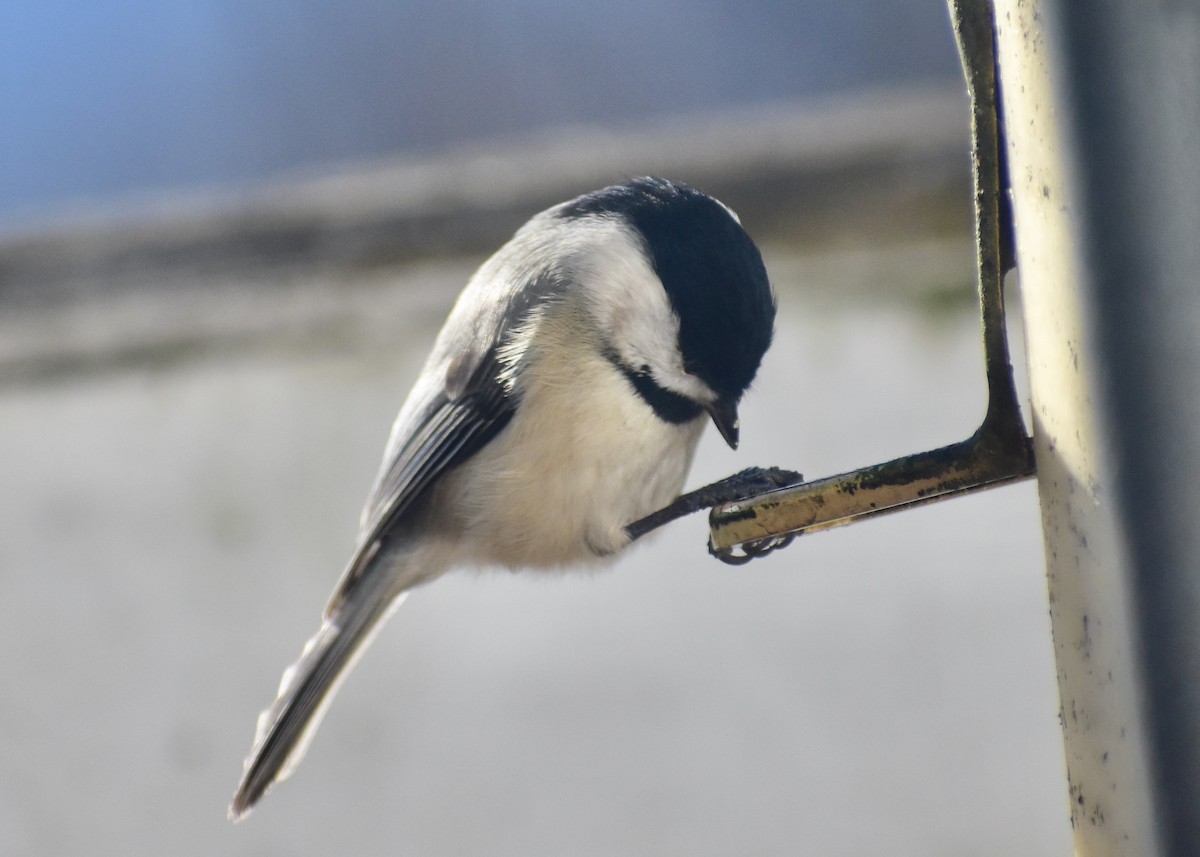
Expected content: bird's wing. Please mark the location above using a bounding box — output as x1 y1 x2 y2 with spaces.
327 256 563 613
325 348 515 613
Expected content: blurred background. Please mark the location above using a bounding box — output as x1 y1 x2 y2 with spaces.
1 2 1073 856
2 0 962 228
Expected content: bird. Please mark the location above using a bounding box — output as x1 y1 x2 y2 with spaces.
229 176 776 820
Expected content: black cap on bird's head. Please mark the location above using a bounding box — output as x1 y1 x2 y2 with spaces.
559 177 776 448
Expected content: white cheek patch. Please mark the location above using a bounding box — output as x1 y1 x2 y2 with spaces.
566 217 716 404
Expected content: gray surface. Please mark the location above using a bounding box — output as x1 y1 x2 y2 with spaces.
0 243 1072 855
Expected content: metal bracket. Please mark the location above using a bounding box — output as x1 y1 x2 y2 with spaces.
707 0 1035 562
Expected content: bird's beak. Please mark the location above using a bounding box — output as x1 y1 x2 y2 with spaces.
706 398 740 450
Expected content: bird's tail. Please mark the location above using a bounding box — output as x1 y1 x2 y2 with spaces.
229 562 405 821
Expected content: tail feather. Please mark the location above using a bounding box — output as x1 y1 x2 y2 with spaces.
229 570 404 821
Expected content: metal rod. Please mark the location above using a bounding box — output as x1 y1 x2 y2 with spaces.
708 0 1033 559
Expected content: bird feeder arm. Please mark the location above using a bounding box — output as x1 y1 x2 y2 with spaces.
696 0 1035 561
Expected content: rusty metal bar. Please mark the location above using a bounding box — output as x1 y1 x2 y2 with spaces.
708 0 1034 560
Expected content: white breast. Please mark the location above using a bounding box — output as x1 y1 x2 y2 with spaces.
441 303 706 569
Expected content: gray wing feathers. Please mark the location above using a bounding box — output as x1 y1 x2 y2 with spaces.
328 258 563 611
327 367 513 615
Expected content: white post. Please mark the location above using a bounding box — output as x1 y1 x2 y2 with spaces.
994 2 1161 854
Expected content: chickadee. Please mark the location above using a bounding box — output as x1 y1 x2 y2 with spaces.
230 177 776 819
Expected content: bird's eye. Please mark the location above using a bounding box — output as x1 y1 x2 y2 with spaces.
639 363 652 376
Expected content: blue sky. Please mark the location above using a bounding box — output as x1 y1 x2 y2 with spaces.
1 1 958 228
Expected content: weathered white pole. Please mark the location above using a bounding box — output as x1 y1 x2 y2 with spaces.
996 0 1200 854
994 2 1159 854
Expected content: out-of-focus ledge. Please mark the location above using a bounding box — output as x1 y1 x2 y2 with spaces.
0 86 976 385
0 86 969 305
